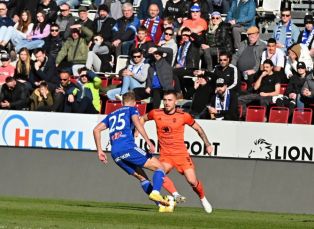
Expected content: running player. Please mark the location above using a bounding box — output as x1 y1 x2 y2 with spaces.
141 90 213 213
93 91 169 206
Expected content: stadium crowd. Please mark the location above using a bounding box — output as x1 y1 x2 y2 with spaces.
0 0 313 123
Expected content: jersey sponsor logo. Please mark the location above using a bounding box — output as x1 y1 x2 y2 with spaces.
161 126 172 134
111 131 122 141
135 147 147 156
114 152 131 162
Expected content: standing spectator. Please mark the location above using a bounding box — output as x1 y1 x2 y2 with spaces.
158 27 178 66
273 8 300 51
111 3 140 56
93 4 116 42
142 3 163 45
0 76 30 110
14 48 33 92
37 0 59 23
137 0 163 21
30 80 54 111
163 0 187 28
226 0 256 50
181 4 208 36
0 52 15 86
232 26 266 90
77 6 95 32
30 48 59 91
0 3 15 48
130 26 155 60
43 23 63 61
201 11 233 71
298 15 314 60
55 3 77 40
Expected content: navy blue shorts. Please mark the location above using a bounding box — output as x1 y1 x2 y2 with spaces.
111 147 153 175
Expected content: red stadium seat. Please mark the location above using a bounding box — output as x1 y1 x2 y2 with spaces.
101 78 109 88
111 78 122 86
245 106 266 122
135 102 147 116
269 107 289 123
104 100 122 114
280 84 288 95
241 82 247 92
292 108 312 125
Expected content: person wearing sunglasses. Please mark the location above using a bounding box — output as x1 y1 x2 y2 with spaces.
55 3 76 40
180 4 208 36
297 15 314 61
43 23 63 61
273 8 300 51
158 27 177 66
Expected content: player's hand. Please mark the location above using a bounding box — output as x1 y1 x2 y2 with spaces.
147 141 155 154
98 150 108 164
205 145 213 155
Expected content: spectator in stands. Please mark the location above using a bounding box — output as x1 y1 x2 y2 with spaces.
0 53 15 85
232 26 266 90
185 0 212 20
30 48 59 91
0 76 30 110
163 0 187 28
301 65 314 107
55 0 79 9
212 0 230 14
273 8 300 51
107 48 149 101
11 0 40 22
285 43 313 79
201 77 238 120
146 48 175 108
0 3 15 48
180 4 208 36
56 24 93 76
111 3 140 56
77 6 95 32
238 59 280 118
14 48 33 92
260 38 286 82
55 3 77 41
298 15 314 60
201 11 233 71
226 0 256 50
142 3 163 45
137 0 163 21
86 34 112 73
30 80 54 111
131 26 155 61
102 0 122 20
93 4 116 42
43 23 63 61
15 10 50 52
158 27 178 66
37 0 59 24
275 62 308 114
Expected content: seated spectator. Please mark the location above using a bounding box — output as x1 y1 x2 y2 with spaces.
298 15 314 61
212 0 231 14
107 48 149 101
238 59 280 118
180 4 208 36
0 52 15 86
275 62 308 115
146 48 175 108
0 76 30 110
30 48 59 91
14 48 33 92
30 80 54 111
232 26 266 90
93 4 116 42
158 27 178 66
43 23 63 61
201 11 233 71
273 8 300 52
163 0 187 28
55 3 77 41
226 0 256 50
111 3 140 56
56 24 93 76
0 3 15 48
103 0 122 20
130 26 155 61
86 34 112 73
55 0 80 8
200 77 238 120
15 10 50 52
37 0 59 23
142 3 163 45
185 0 212 20
137 0 163 21
77 6 95 32
300 66 314 107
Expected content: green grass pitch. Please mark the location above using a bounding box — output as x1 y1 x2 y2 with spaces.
0 196 314 229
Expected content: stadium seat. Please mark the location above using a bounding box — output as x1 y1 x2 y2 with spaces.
241 82 247 92
268 106 289 123
105 55 129 77
104 100 122 114
111 78 122 86
280 84 288 95
101 78 109 88
292 108 312 125
245 106 266 122
135 102 147 116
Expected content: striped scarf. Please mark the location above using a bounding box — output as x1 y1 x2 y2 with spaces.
301 29 314 47
215 89 230 111
144 16 160 42
177 41 191 67
275 20 292 48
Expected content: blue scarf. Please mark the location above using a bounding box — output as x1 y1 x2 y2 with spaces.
215 89 231 112
276 20 292 48
301 29 314 47
144 16 160 42
177 41 191 67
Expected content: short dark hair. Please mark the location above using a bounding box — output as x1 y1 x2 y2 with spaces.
267 38 277 44
130 48 143 56
281 8 291 13
5 76 15 83
263 59 274 67
122 91 136 103
181 27 191 34
50 23 59 28
39 81 48 87
33 48 45 55
59 69 71 75
163 90 177 98
78 66 88 74
219 51 231 60
137 25 148 33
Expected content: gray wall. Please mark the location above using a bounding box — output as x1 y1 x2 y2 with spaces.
1 147 314 214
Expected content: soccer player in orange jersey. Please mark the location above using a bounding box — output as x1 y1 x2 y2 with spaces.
142 90 213 213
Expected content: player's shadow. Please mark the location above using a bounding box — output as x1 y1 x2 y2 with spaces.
63 203 153 212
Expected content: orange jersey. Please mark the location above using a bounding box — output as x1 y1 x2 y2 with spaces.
147 109 195 156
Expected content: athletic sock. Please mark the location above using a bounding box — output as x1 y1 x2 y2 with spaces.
192 180 205 199
140 180 153 195
152 169 165 192
163 176 178 194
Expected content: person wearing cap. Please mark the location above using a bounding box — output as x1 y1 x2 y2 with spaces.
77 6 94 32
273 8 300 51
93 4 115 42
297 14 314 59
200 77 238 120
142 3 163 45
275 61 309 115
232 26 266 89
201 11 233 71
185 0 213 21
301 63 314 107
226 0 256 50
180 3 208 36
0 52 15 87
55 3 77 40
37 0 59 24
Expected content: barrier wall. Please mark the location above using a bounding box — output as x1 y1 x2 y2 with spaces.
1 147 314 214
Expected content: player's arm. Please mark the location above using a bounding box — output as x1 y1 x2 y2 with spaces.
93 122 108 164
191 122 213 155
132 114 155 153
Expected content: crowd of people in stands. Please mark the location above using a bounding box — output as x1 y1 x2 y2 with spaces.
0 0 313 123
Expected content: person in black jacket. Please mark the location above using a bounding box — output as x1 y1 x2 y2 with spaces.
93 4 116 42
37 0 59 24
0 76 30 110
163 0 187 28
43 23 63 61
77 6 95 32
